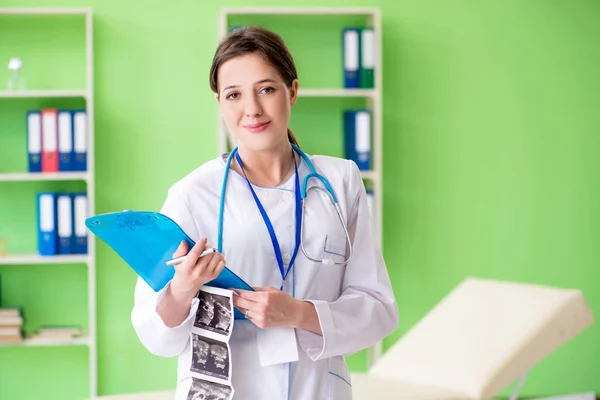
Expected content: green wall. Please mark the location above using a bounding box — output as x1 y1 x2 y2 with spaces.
0 0 598 399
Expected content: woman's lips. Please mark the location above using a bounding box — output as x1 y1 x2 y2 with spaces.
244 121 270 133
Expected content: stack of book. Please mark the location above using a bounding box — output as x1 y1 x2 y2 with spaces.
0 308 24 344
28 326 82 342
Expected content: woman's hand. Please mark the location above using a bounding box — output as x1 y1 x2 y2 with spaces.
169 238 226 303
233 287 322 334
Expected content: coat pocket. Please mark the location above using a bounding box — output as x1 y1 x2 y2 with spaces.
328 356 352 399
323 233 349 264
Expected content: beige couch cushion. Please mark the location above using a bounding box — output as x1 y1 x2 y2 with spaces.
368 277 594 400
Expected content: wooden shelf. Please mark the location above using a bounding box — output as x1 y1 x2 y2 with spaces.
0 7 91 16
0 253 89 265
221 7 379 16
360 170 378 181
0 172 88 182
0 336 89 347
298 88 376 98
0 89 88 99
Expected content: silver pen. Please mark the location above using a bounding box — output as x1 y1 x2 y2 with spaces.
166 248 217 266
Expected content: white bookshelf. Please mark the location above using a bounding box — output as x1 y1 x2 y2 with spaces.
0 7 97 399
0 89 89 99
221 6 380 16
217 7 384 370
0 7 91 15
0 336 90 347
0 172 89 182
0 253 89 265
297 88 376 98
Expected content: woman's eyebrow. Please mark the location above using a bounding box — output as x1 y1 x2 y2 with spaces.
222 78 278 92
254 78 277 85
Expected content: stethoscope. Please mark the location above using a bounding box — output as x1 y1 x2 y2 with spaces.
217 143 353 267
218 143 352 400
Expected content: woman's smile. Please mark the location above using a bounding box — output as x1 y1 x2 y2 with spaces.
243 121 271 133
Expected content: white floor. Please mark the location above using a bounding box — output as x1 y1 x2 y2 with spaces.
92 373 380 400
90 375 597 400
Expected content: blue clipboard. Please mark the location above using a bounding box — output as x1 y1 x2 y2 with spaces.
85 210 252 319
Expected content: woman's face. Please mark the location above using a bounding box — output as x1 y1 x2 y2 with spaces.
216 52 298 153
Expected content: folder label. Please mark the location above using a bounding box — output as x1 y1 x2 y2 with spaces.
344 30 359 71
58 111 73 171
343 29 360 88
27 112 42 172
74 112 86 153
57 195 73 254
28 113 42 154
74 195 87 238
73 111 87 171
361 29 375 69
355 111 371 153
57 196 73 237
58 112 73 153
42 111 58 152
40 194 55 232
41 109 59 172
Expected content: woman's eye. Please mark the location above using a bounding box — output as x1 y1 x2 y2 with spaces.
226 92 239 100
259 87 275 94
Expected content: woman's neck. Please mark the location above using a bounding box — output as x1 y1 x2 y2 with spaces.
235 141 296 188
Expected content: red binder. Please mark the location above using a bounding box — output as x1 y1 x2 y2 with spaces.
41 108 59 173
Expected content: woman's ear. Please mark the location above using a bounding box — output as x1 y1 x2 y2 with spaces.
290 79 299 107
215 92 220 102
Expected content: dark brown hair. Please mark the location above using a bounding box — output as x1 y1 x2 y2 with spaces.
209 26 300 147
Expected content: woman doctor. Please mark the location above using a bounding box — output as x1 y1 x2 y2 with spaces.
131 26 399 400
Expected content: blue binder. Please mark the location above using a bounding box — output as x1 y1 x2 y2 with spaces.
57 193 74 254
58 110 74 172
72 110 87 171
343 109 371 170
86 210 253 319
27 111 42 173
73 193 88 254
37 192 58 256
343 28 360 88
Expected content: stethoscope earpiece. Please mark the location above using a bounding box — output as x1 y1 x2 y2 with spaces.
322 259 336 266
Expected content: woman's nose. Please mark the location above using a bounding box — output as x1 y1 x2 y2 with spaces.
244 95 263 117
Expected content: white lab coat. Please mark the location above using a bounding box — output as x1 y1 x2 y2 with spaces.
131 152 399 400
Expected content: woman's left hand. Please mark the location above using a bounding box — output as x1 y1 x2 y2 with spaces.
233 287 304 329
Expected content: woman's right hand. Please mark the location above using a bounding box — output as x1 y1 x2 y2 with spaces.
168 238 226 302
